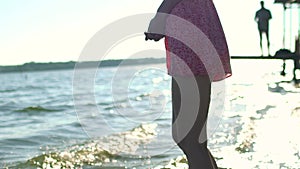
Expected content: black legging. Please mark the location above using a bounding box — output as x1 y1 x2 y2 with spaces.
172 76 218 169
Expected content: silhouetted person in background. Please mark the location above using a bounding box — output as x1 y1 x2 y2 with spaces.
255 1 272 56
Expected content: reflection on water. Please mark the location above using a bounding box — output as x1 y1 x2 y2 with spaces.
156 60 300 169
1 60 300 169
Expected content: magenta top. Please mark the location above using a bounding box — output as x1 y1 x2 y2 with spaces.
164 0 232 81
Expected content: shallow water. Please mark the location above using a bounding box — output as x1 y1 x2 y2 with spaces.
0 60 299 169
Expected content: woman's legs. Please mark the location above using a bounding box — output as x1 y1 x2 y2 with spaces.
172 75 218 169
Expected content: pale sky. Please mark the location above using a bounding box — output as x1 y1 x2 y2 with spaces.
0 0 298 65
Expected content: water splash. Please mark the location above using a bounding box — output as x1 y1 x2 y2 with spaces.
153 156 188 169
26 123 157 169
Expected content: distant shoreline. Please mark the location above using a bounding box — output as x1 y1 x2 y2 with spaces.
0 58 165 73
2 56 294 74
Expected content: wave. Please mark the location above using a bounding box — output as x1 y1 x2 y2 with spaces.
23 123 157 169
0 86 45 93
0 89 17 93
15 106 60 113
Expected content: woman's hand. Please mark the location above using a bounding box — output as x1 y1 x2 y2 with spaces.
144 32 164 41
145 15 166 42
145 0 183 42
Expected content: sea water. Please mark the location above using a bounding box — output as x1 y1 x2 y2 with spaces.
0 60 299 169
